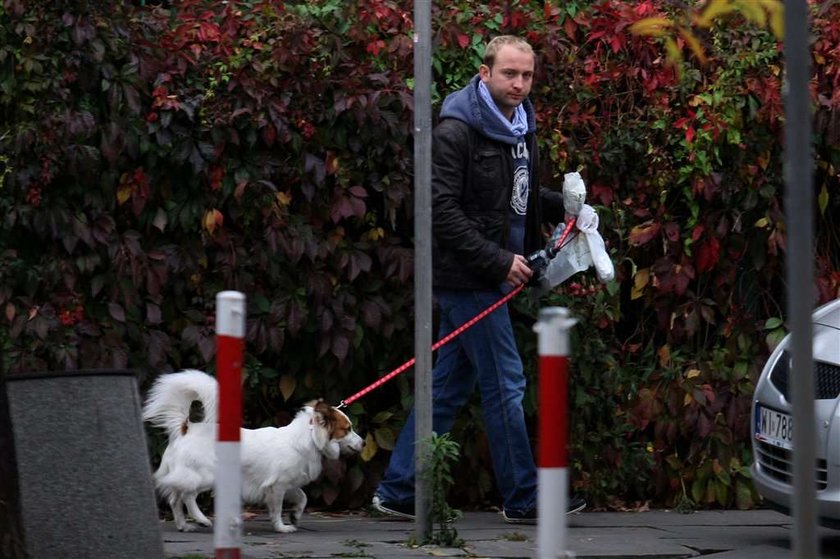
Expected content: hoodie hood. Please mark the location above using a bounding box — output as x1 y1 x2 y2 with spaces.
439 75 536 145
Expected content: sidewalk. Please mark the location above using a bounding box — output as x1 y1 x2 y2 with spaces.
162 508 840 558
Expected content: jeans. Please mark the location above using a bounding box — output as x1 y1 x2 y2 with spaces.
375 287 537 514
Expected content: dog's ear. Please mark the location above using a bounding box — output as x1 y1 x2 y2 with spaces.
312 400 333 428
329 408 353 441
309 403 332 451
309 401 343 459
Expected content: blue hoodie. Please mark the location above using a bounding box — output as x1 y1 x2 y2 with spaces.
439 75 537 145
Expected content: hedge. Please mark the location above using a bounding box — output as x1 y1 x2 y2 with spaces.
1 0 838 510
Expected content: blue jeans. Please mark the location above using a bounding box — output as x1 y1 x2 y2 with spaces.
375 288 537 514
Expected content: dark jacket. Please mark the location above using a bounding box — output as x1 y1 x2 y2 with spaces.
432 76 565 289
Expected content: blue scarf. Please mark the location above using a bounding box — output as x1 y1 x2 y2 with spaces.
477 81 528 137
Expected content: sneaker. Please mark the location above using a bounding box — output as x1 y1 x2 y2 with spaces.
567 494 587 514
371 495 415 520
503 507 537 524
503 495 586 524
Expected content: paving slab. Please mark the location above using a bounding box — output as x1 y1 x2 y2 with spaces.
157 508 840 559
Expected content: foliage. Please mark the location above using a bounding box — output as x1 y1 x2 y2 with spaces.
0 0 416 508
1 0 839 513
629 0 783 66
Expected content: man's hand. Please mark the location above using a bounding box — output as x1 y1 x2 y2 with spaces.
505 254 533 287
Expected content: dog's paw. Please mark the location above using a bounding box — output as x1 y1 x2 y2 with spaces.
197 518 213 527
178 523 198 532
273 523 297 533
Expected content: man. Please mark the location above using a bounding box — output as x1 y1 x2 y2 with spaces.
373 35 585 523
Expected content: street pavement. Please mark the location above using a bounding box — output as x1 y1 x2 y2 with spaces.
161 508 840 558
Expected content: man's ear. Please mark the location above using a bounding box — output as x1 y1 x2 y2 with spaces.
479 63 491 81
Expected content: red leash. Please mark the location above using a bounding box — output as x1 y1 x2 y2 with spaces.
339 283 525 408
339 217 578 408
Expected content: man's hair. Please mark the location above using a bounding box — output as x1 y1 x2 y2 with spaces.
482 35 535 68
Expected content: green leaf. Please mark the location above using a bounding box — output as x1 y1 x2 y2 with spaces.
374 427 396 450
765 329 786 349
818 184 829 215
371 410 394 423
691 478 705 504
764 317 783 329
714 480 729 506
735 481 755 510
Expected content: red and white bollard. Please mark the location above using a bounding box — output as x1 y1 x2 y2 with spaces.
534 307 577 559
214 291 246 559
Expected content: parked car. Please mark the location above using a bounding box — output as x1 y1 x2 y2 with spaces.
751 297 840 527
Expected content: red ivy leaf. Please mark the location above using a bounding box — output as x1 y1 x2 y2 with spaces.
652 257 695 296
664 222 680 242
361 300 382 329
349 185 367 198
696 236 721 273
696 410 713 437
457 33 470 49
348 251 372 281
366 40 385 56
691 224 705 242
330 191 367 223
199 337 215 363
331 333 349 361
146 303 162 325
564 17 577 39
108 302 126 323
262 124 276 146
320 309 334 333
197 21 221 42
321 480 340 506
590 181 614 206
628 220 661 246
330 195 354 223
286 300 305 335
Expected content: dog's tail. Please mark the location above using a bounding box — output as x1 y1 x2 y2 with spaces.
142 369 218 439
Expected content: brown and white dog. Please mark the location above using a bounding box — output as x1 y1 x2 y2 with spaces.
142 369 364 532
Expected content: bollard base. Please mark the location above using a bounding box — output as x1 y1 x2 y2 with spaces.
537 467 568 559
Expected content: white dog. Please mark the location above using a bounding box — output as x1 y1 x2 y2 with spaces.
142 369 364 533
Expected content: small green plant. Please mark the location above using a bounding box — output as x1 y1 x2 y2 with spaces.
335 539 372 556
332 552 370 558
341 539 370 548
501 531 529 542
673 477 697 514
419 432 463 547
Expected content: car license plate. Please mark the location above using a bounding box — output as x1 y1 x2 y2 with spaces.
755 405 793 450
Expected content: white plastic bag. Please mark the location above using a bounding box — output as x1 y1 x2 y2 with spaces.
539 223 592 290
539 204 614 289
563 172 586 216
536 174 614 289
576 204 615 283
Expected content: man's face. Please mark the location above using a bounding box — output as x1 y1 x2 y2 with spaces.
479 44 535 119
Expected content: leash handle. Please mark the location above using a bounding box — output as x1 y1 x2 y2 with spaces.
548 216 577 257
